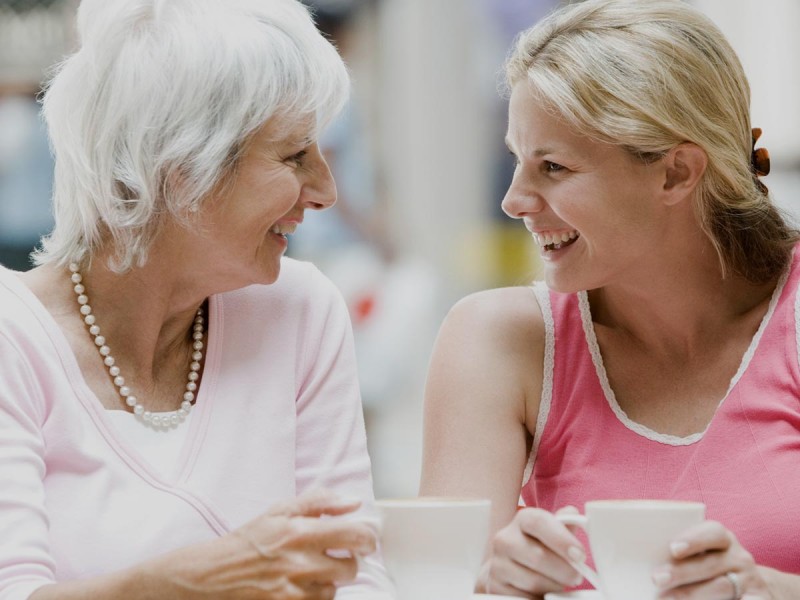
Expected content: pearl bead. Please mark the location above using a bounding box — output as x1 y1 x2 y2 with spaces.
69 264 204 429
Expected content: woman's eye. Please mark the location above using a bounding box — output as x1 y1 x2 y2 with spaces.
544 160 564 173
286 150 308 166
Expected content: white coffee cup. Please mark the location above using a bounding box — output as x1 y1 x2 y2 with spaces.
375 497 491 600
556 500 705 600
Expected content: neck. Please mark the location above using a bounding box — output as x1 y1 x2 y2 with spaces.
74 254 207 381
588 233 781 359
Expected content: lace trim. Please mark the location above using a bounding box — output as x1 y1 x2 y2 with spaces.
578 265 790 447
522 282 554 487
795 267 800 377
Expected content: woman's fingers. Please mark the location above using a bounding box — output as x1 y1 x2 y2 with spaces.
490 551 572 596
656 572 747 600
669 520 733 559
486 508 586 595
269 489 362 518
654 521 769 600
516 509 586 581
294 517 378 555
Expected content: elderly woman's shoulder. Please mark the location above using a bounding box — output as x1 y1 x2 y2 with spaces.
0 265 56 348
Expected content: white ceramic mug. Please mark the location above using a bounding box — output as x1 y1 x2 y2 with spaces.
375 497 491 600
556 500 705 600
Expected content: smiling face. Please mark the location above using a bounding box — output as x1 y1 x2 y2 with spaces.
502 84 670 293
190 117 336 288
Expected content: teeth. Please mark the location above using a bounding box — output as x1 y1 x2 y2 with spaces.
270 223 298 236
532 230 579 250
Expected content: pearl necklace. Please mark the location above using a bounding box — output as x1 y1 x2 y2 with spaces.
68 262 204 429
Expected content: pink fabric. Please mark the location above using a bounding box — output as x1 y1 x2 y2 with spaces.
521 250 800 575
0 258 389 599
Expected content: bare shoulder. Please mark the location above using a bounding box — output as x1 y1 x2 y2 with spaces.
440 285 546 362
427 285 546 420
421 285 547 504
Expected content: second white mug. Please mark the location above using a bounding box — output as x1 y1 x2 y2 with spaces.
556 499 706 600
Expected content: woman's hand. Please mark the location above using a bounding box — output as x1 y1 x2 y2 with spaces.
479 507 587 599
147 489 378 600
654 520 770 600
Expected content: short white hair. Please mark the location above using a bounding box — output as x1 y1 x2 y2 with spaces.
36 0 349 271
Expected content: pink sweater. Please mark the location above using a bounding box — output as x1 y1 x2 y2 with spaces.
522 251 800 576
0 259 390 599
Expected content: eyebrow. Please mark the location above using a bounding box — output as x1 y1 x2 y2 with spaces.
291 136 315 147
504 137 556 157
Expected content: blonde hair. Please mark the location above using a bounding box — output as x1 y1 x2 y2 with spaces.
506 0 798 284
36 0 349 272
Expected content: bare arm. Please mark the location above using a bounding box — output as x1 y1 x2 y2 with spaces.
420 287 542 547
420 288 587 598
29 491 376 600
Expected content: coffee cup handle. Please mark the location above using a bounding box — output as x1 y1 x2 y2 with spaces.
555 513 603 591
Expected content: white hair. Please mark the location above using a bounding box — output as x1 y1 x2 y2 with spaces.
36 0 349 271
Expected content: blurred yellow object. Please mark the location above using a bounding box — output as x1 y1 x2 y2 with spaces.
455 222 542 291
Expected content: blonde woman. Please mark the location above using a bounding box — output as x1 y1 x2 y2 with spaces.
421 1 800 599
0 0 390 598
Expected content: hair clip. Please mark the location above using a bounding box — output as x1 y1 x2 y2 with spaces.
751 127 770 195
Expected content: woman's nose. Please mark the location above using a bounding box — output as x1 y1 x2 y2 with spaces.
501 182 545 219
301 146 337 210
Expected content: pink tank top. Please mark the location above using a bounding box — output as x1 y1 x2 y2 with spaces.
520 249 800 574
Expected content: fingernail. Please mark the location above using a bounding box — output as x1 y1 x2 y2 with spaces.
567 546 586 562
652 567 672 587
571 574 583 586
670 541 688 557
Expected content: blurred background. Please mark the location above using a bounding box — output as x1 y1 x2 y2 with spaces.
1 0 798 497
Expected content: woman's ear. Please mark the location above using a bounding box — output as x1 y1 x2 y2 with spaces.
661 143 708 206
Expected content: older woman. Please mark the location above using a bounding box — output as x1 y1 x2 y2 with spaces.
421 1 800 599
0 0 390 598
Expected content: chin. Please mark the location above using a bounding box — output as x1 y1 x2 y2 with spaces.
543 272 586 295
